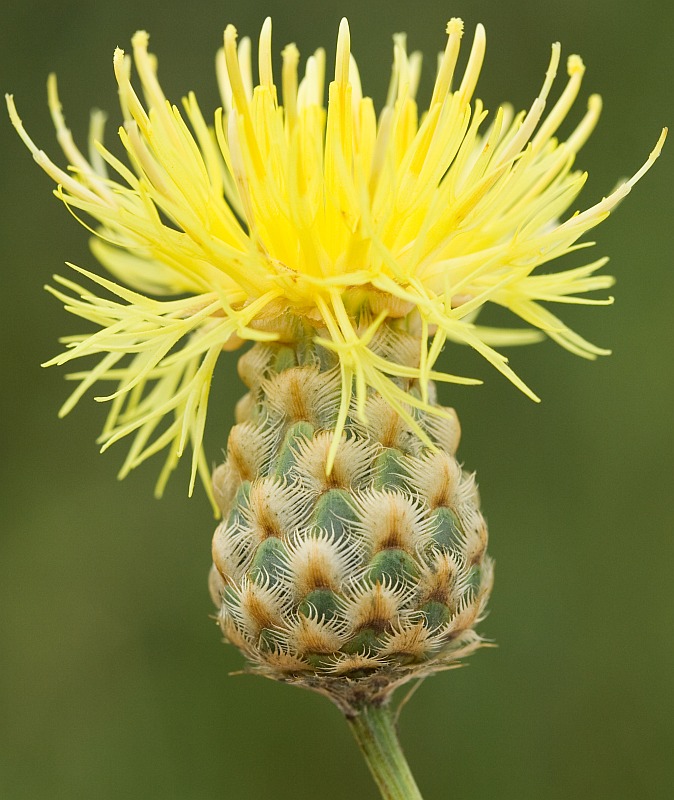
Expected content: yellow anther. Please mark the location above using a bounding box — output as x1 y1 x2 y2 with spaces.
335 18 351 86
224 25 249 112
456 23 486 107
258 17 274 91
282 42 300 130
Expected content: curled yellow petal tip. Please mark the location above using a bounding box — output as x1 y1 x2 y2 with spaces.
335 18 351 85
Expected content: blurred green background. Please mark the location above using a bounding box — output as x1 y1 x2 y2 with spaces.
1 0 672 797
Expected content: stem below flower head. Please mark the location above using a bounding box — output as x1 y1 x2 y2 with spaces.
346 702 424 800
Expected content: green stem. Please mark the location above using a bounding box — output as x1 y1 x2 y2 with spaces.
346 702 424 800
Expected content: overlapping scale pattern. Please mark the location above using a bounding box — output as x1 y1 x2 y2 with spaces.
210 326 493 701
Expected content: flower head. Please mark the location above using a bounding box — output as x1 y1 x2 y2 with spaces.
7 18 665 507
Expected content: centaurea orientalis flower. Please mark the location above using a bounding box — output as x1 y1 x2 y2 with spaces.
8 16 665 800
7 18 665 508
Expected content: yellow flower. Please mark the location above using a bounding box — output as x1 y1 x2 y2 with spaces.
6 18 665 507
